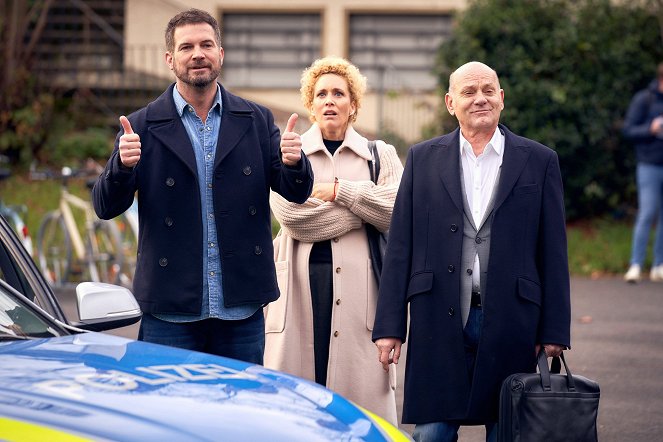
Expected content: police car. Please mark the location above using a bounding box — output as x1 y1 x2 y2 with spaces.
0 215 409 441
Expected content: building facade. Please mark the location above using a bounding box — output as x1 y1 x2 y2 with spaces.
125 0 468 144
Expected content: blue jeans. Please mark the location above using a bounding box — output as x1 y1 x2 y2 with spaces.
413 307 497 442
138 310 265 365
630 163 663 267
413 422 496 442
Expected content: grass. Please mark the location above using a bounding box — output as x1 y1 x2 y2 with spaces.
567 218 637 278
0 172 644 277
1 173 92 243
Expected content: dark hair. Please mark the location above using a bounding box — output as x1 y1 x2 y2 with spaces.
165 8 221 52
657 62 663 79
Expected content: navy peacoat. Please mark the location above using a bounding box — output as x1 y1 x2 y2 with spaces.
93 84 313 315
372 125 571 424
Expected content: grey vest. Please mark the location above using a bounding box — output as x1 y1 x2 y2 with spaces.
459 162 502 327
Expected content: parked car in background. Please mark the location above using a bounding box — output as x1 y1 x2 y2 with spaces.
0 214 409 441
0 167 33 256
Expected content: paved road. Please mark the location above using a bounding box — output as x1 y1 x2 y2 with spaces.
56 276 663 441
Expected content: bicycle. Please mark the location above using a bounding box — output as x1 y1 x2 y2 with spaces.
0 168 34 256
35 167 124 287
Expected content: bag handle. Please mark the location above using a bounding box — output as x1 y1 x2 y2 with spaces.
367 140 380 184
537 349 576 392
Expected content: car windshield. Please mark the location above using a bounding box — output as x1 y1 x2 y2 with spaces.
0 281 61 340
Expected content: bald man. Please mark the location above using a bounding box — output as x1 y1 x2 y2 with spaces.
372 62 570 441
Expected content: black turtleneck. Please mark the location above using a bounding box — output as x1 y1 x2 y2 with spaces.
309 139 344 263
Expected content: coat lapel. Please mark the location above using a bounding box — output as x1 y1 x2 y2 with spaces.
146 84 198 176
492 125 532 211
215 87 254 167
301 124 372 160
436 129 464 214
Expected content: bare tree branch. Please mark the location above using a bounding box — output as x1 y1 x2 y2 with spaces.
21 0 54 65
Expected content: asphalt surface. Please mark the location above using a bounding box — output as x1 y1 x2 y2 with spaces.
55 276 663 441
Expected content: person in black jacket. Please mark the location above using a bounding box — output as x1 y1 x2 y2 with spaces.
372 61 570 441
623 62 663 283
93 9 312 364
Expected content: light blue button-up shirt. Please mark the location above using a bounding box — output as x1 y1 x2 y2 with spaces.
153 85 260 322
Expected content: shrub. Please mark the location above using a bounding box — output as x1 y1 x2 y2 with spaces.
433 0 663 219
46 127 114 167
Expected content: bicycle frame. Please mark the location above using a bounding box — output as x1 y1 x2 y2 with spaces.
57 188 93 261
36 167 125 287
53 185 122 284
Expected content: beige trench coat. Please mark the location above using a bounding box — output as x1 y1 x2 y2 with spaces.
264 124 404 424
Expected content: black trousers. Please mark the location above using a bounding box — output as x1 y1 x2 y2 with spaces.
308 261 333 386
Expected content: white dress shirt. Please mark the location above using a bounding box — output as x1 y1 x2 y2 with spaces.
459 127 505 292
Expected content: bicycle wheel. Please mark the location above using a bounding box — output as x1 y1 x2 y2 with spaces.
37 212 71 287
114 212 137 288
85 219 123 284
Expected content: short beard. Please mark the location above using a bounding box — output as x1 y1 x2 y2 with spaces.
174 65 221 89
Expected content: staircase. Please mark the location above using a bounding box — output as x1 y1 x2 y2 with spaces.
32 0 169 124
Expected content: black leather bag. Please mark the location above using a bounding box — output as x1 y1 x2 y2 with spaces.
498 350 600 442
366 140 388 286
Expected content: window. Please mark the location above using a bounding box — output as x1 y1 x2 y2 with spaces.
349 14 452 92
0 236 37 304
221 13 322 88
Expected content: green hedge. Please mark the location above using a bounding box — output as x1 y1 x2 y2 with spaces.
433 0 663 219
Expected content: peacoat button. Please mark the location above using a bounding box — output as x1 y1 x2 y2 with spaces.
448 307 455 316
335 267 341 273
448 265 455 273
467 268 473 275
165 177 175 187
159 258 168 267
248 206 257 215
475 236 482 244
243 166 252 176
450 224 458 232
336 299 341 305
333 331 339 337
164 217 173 227
254 246 262 255
295 179 303 183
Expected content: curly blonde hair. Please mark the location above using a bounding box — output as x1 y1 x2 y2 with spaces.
300 56 367 123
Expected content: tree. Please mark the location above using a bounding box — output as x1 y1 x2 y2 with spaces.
433 0 663 219
0 0 55 167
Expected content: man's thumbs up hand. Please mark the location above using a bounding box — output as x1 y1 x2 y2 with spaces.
118 116 141 168
284 113 298 133
120 115 134 134
280 113 302 166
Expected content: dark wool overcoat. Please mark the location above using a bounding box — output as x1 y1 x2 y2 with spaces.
372 125 571 424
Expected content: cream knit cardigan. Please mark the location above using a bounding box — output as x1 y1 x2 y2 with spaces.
271 124 403 241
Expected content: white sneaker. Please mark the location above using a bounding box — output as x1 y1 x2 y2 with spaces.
650 265 663 283
624 264 641 283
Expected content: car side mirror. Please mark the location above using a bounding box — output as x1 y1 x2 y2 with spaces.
75 282 142 332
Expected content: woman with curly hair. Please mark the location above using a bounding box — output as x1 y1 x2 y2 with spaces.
264 56 403 424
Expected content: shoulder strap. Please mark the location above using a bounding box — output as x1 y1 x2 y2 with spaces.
367 140 380 184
